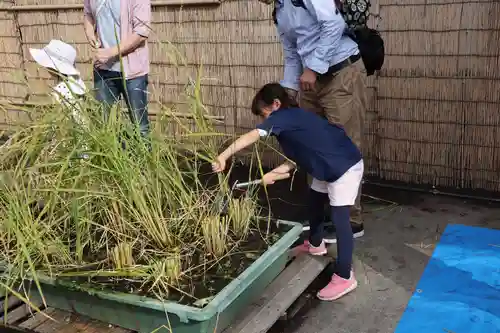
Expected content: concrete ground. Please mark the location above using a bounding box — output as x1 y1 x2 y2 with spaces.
268 187 500 333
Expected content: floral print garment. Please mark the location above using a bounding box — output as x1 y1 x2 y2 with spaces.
339 0 371 31
51 76 88 127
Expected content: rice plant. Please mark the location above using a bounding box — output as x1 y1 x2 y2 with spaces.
228 197 258 238
0 72 283 312
111 242 135 270
202 215 230 258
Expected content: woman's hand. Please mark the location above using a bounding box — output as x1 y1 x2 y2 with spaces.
261 172 278 186
261 171 290 186
212 130 261 173
260 161 294 186
212 156 226 173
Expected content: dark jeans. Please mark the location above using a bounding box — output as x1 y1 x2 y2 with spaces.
93 69 150 138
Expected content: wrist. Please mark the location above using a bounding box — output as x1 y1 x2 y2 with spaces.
110 46 120 57
218 152 230 162
270 169 284 176
304 67 317 75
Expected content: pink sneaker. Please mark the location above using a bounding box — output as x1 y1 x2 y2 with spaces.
317 271 358 301
291 240 327 256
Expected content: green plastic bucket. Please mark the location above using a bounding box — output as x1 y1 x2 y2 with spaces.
27 220 302 333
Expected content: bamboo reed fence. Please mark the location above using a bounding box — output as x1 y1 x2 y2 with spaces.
0 0 499 192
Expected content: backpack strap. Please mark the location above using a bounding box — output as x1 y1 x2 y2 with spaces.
290 0 306 9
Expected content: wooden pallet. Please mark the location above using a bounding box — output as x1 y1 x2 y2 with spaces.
224 254 331 333
1 254 331 333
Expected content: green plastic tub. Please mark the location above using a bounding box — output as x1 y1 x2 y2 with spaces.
27 219 302 333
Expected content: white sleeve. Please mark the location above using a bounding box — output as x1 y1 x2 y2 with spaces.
257 129 269 137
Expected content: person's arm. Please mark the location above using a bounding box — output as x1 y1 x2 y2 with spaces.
279 31 302 98
218 129 261 162
302 0 346 74
269 161 296 174
108 34 147 59
83 0 99 48
213 117 282 173
118 0 151 56
262 160 295 184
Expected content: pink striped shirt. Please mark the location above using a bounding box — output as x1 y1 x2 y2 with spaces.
84 0 151 79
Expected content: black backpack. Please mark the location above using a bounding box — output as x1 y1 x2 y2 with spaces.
276 0 384 76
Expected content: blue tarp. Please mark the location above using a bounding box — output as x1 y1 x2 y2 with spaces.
394 224 500 333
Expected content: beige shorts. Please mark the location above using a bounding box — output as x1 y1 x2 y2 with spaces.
310 160 364 207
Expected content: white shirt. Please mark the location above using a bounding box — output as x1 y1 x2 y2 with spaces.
51 76 88 127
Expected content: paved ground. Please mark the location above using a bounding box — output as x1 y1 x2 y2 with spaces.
265 184 500 333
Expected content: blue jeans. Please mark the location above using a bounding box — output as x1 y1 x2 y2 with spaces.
93 69 150 138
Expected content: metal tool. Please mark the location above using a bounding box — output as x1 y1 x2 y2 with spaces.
234 179 262 189
218 179 257 216
218 173 290 216
234 172 290 190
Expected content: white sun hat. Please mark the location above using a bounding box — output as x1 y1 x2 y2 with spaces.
29 40 80 76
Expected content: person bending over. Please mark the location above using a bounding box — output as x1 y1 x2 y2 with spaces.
212 83 364 300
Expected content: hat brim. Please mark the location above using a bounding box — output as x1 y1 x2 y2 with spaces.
29 48 80 76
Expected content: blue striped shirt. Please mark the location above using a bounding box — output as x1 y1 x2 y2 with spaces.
275 0 360 91
95 0 122 72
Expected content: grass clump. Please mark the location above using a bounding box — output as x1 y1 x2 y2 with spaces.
202 215 230 258
228 197 258 238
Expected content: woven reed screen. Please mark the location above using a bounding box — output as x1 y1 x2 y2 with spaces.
0 0 499 192
0 0 29 126
375 0 500 192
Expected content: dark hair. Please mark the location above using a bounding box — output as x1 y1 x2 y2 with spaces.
251 83 298 116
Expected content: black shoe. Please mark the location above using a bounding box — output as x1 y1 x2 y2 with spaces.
301 220 310 231
353 223 365 238
301 214 329 232
323 222 365 244
323 226 337 244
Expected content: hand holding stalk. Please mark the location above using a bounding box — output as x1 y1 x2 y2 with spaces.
212 129 261 173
